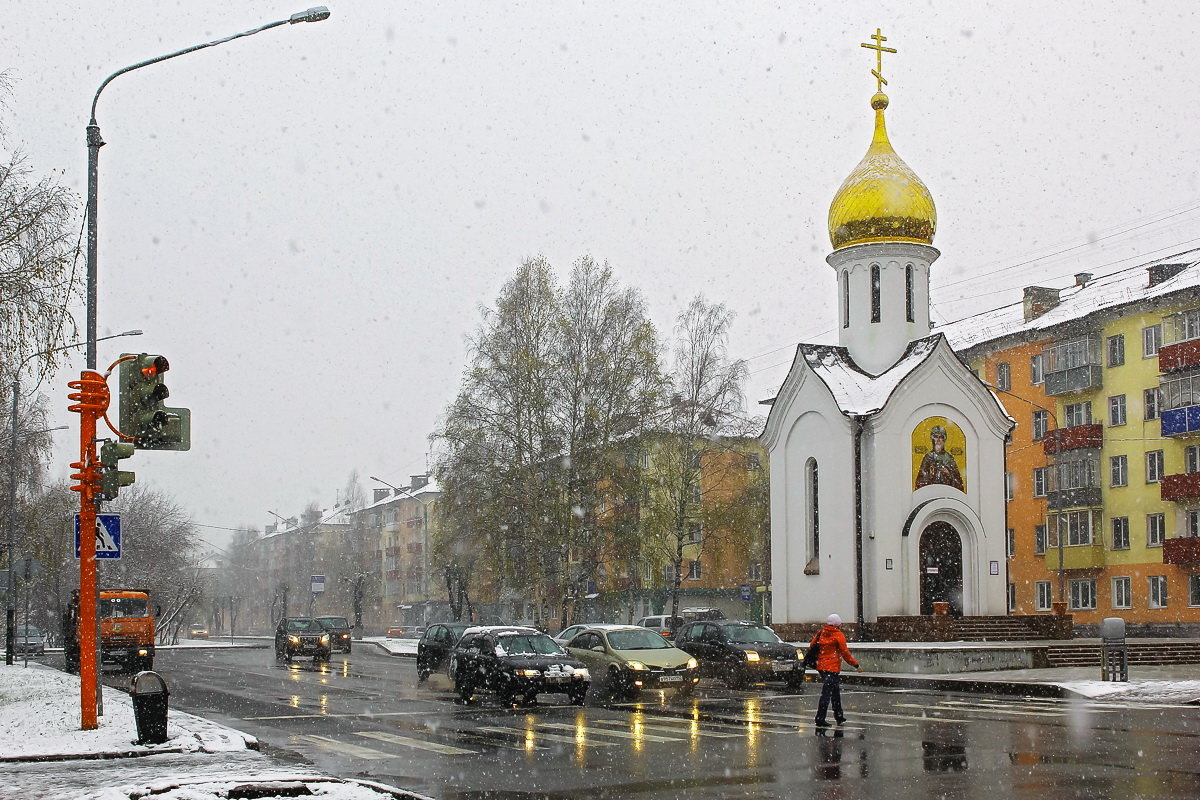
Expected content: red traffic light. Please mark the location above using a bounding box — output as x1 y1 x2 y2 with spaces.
139 355 169 380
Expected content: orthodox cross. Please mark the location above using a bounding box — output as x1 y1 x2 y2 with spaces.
860 28 897 93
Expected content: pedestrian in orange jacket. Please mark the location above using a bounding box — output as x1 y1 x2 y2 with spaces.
808 614 862 727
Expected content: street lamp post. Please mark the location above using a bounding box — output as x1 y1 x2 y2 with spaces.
76 6 331 731
5 331 141 666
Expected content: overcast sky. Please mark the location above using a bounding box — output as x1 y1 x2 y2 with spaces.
7 1 1199 549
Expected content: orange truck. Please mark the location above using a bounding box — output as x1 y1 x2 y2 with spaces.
64 589 156 673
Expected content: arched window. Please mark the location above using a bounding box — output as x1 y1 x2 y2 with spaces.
841 270 850 328
805 457 820 574
870 264 881 323
905 264 914 322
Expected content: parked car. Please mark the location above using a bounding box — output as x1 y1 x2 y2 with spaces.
550 623 593 646
450 626 590 706
187 623 209 639
635 614 683 639
13 624 46 656
315 616 353 653
564 624 698 698
673 620 804 689
274 617 332 663
416 622 471 681
385 625 407 638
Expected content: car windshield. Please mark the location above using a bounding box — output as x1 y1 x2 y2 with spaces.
317 617 349 628
607 629 671 650
285 619 318 632
495 634 564 656
723 625 782 644
98 598 148 619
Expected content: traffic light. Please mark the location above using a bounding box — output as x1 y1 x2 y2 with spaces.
118 353 191 451
98 440 136 501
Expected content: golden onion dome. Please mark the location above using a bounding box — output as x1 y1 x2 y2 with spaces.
828 92 936 250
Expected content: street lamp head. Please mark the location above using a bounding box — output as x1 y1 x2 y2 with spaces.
290 6 331 23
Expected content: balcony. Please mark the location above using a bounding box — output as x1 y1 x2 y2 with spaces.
1163 537 1200 566
1043 424 1103 454
1043 542 1105 571
1046 487 1103 510
1044 364 1103 396
1159 339 1200 373
1161 406 1200 437
1161 472 1200 501
1042 334 1103 396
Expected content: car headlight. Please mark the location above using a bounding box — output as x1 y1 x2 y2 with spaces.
686 658 699 670
626 661 649 671
289 635 300 644
795 649 805 660
744 651 761 662
320 634 330 643
519 669 542 678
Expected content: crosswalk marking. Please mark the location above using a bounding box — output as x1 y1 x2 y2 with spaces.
356 730 477 755
635 714 790 734
458 730 552 751
537 722 684 742
749 710 910 728
292 734 394 760
893 702 1061 718
477 726 619 747
590 719 742 738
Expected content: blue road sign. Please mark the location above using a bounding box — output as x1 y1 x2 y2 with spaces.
739 584 752 601
74 513 122 559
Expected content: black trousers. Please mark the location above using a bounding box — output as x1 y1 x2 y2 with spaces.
816 670 844 722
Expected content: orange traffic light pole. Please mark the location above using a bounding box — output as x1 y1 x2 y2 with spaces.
67 370 109 730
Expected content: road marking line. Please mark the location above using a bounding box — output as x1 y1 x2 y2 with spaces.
356 730 477 755
537 722 684 742
591 719 742 738
751 710 911 728
635 715 791 734
458 731 552 751
893 702 1061 718
476 726 618 747
292 734 394 760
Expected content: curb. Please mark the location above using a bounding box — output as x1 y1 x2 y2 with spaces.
841 672 1072 698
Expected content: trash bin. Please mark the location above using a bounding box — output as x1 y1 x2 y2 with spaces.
1100 617 1128 682
130 670 170 745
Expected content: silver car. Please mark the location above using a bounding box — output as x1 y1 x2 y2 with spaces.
14 625 46 656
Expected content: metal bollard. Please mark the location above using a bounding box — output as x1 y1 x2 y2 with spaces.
130 670 170 744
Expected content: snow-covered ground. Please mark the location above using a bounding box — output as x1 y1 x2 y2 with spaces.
0 663 429 800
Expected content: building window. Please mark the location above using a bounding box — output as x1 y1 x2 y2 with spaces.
1112 577 1131 609
663 564 676 583
1161 373 1200 412
1055 509 1095 546
1108 394 1126 426
1146 450 1165 483
1033 467 1048 497
1004 472 1014 501
1107 334 1125 367
1188 509 1200 538
1143 323 1162 357
806 457 820 568
749 562 763 581
1187 444 1200 474
1070 579 1097 610
1144 388 1160 420
841 271 849 329
1064 401 1092 427
1190 575 1200 607
686 522 701 543
1147 513 1166 547
1110 455 1128 488
1034 525 1047 555
905 264 914 323
1007 583 1016 612
1111 516 1130 550
687 560 702 580
1032 409 1049 441
1030 353 1044 385
996 362 1011 391
1006 528 1015 558
689 483 701 504
1148 575 1167 609
870 264 881 323
746 452 762 471
1035 581 1053 611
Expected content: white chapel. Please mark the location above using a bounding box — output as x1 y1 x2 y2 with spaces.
762 34 1013 629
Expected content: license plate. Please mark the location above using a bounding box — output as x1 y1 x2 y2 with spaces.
772 662 795 672
659 675 683 682
545 675 569 683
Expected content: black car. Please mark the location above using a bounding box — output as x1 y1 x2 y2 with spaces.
450 626 590 705
673 620 804 689
416 622 471 681
315 616 353 653
274 617 332 663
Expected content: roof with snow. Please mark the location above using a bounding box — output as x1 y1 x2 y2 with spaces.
937 249 1200 352
798 335 941 415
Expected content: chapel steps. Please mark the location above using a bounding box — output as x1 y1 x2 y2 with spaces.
1043 641 1200 667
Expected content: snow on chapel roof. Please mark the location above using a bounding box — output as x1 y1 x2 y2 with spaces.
800 335 940 415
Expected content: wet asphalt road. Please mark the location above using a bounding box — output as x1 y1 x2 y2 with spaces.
110 645 1200 799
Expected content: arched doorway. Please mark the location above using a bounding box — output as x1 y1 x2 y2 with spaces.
919 521 963 615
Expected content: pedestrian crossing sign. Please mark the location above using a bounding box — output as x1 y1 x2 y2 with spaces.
74 513 122 559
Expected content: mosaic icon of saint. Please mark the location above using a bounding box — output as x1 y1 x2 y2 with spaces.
915 425 964 490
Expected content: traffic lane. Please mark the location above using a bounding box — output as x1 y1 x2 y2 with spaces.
144 648 1200 799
